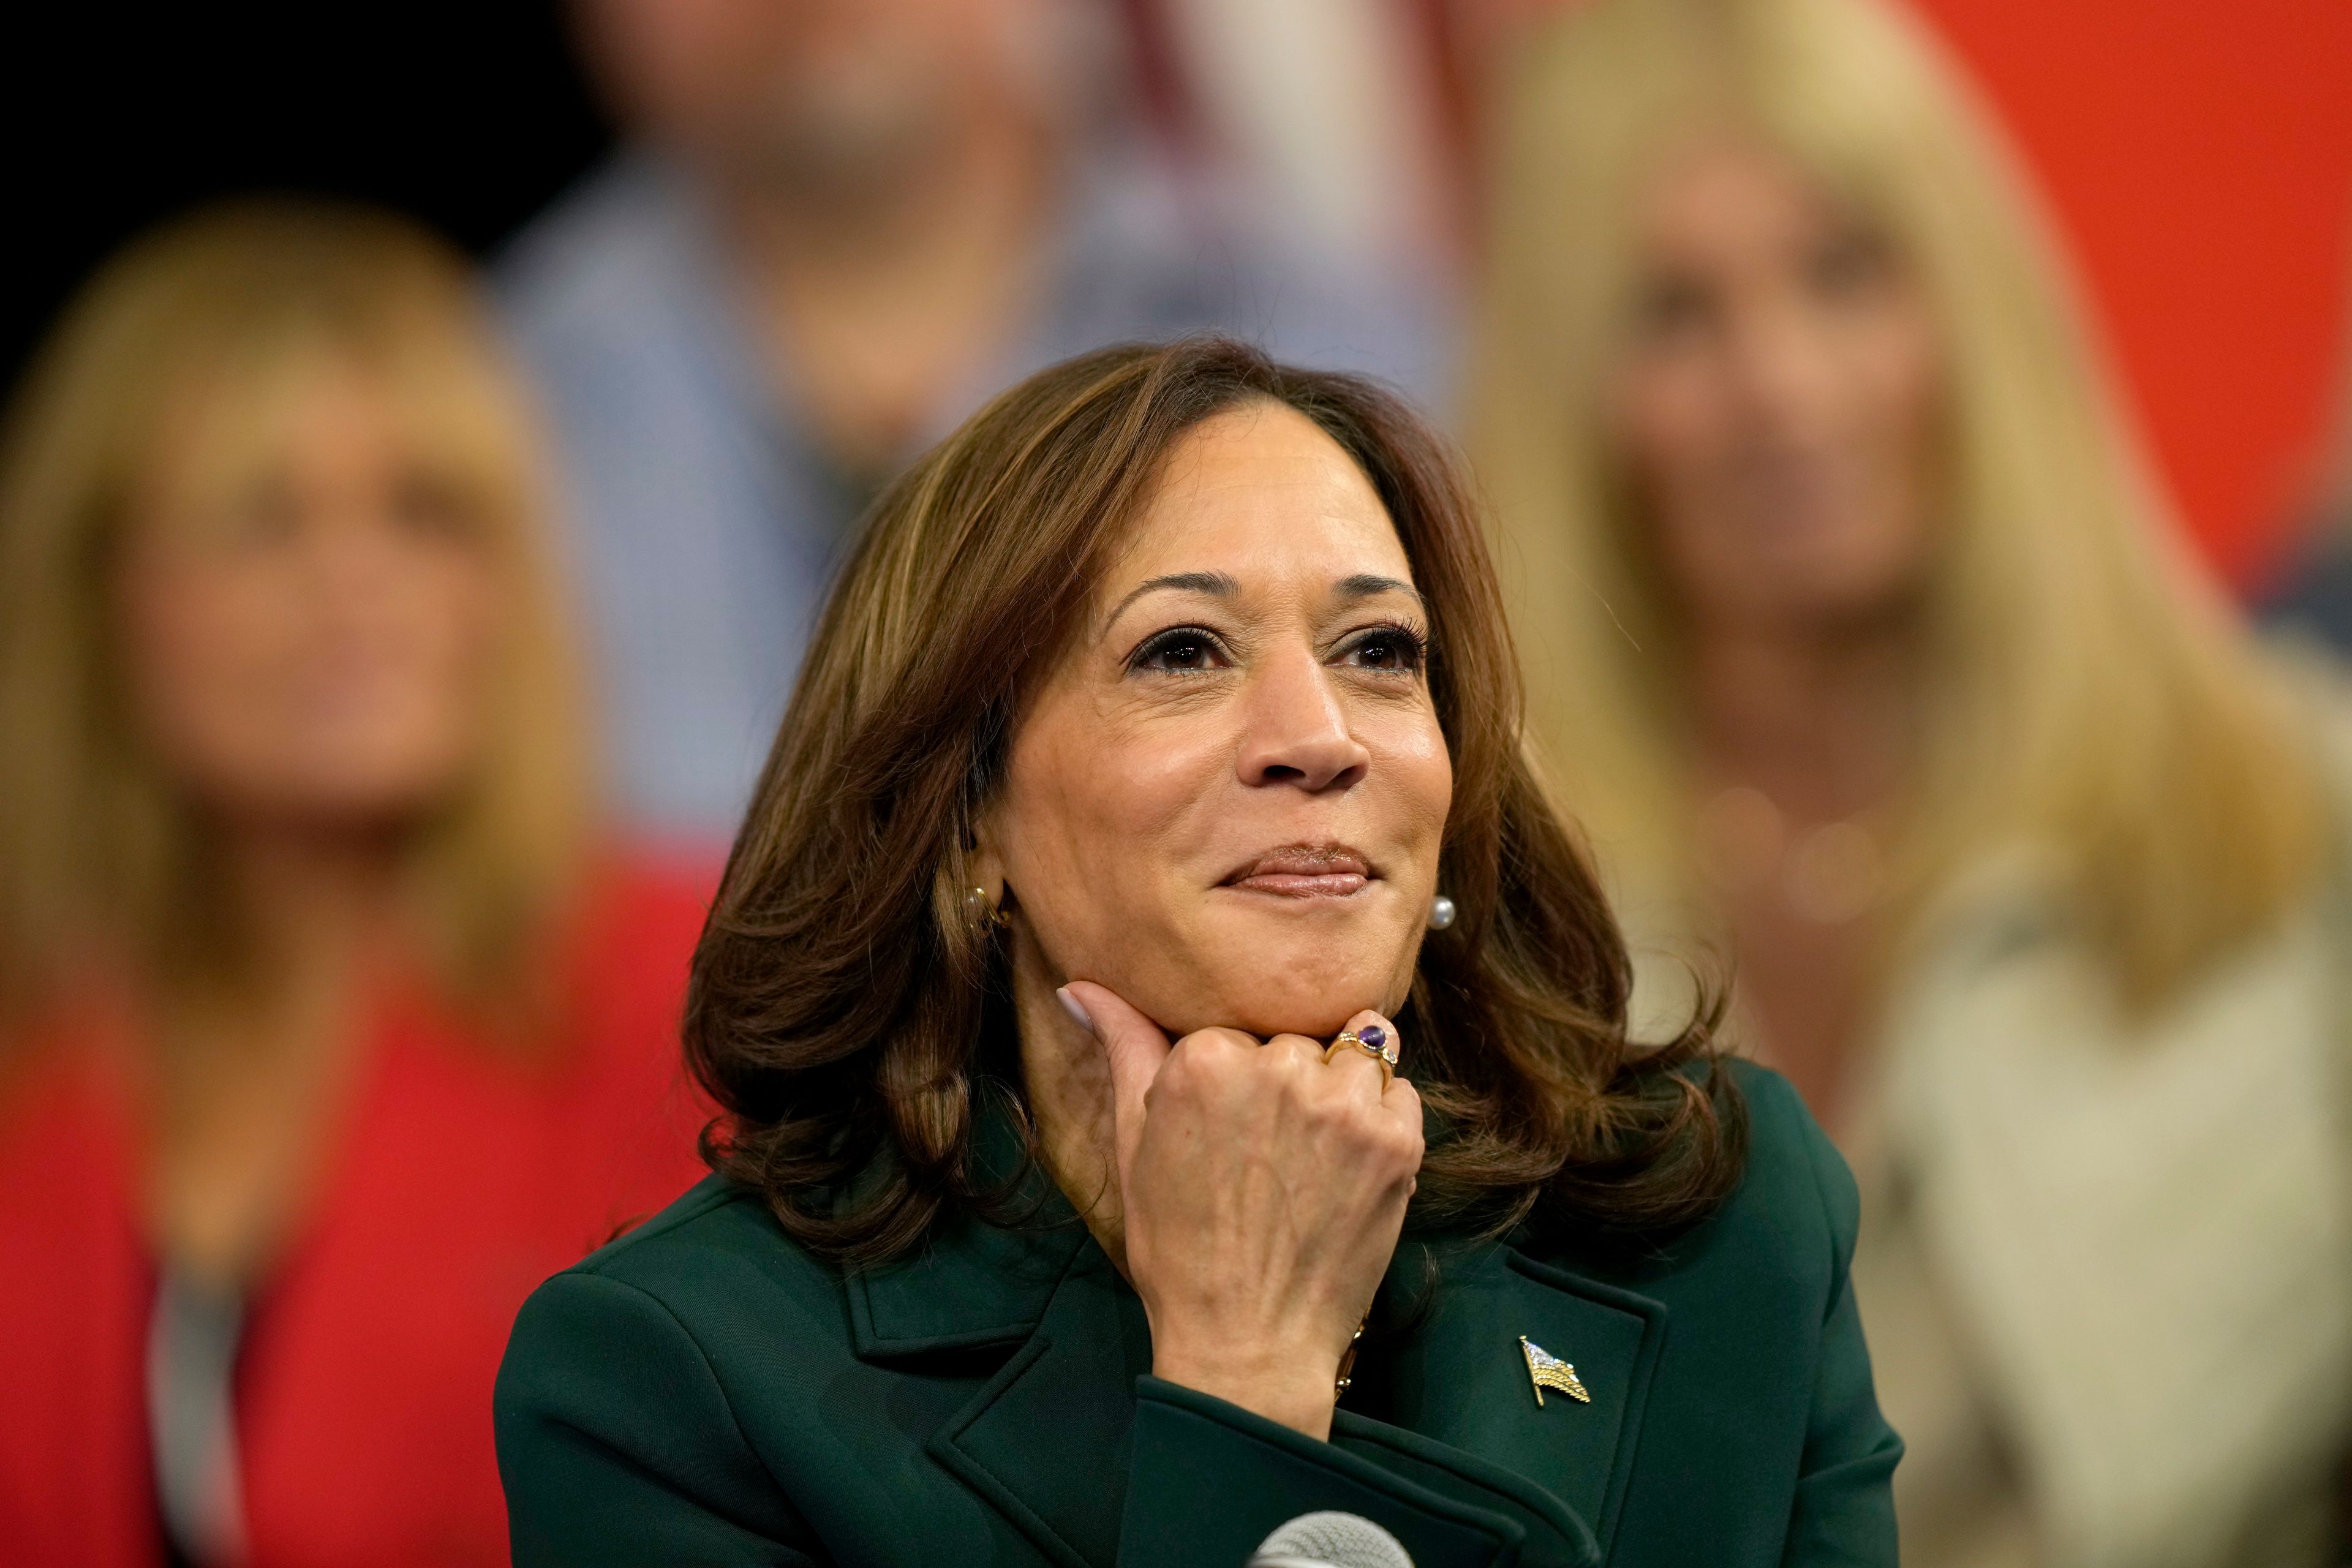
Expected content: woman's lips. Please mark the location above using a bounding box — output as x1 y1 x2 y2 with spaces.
1220 844 1374 899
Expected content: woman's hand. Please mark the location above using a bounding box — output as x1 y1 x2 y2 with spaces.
1058 981 1423 1441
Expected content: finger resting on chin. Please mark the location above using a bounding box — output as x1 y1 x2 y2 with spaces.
1174 1026 1260 1065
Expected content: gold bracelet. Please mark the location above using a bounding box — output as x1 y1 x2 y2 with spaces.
1334 1316 1368 1399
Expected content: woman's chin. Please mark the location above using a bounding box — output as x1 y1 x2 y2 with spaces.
1145 950 1415 1041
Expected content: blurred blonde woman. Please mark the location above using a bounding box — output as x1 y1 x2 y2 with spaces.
0 203 707 1567
1471 0 2352 1563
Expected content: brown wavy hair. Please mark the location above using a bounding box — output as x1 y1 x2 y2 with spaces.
685 338 1745 1264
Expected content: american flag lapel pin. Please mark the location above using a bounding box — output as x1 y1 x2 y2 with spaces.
1520 1336 1591 1408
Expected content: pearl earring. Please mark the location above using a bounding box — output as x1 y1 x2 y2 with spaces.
1428 894 1456 931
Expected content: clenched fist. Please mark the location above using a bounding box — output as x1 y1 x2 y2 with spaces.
1060 980 1424 1441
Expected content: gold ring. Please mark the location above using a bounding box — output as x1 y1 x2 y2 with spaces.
1324 1027 1399 1077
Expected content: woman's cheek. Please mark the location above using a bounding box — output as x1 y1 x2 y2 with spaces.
1390 719 1454 839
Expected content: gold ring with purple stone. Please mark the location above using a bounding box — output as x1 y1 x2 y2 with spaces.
1325 1024 1397 1082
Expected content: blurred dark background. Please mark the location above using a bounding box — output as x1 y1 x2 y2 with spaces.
4 2 608 391
10 1 2350 587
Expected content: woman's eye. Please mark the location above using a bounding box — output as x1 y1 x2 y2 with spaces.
390 472 483 544
1340 627 1427 674
1129 627 1229 674
1632 273 1714 343
1807 230 1894 303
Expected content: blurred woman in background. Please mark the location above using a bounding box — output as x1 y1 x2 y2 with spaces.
0 203 708 1567
1471 0 2352 1562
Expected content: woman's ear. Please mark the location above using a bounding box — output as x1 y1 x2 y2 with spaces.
967 809 1009 910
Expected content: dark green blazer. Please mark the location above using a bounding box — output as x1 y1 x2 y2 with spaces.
494 1062 1898 1567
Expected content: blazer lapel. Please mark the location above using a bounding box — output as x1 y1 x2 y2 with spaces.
848 1160 1145 1568
928 1242 1151 1568
1374 1240 1667 1560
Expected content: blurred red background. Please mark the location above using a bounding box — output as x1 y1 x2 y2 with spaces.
1910 0 2352 589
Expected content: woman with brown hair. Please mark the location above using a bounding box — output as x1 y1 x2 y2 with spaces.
0 203 707 1566
494 337 1899 1567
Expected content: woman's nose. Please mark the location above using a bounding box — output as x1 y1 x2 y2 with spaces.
302 504 414 603
1235 652 1371 791
1726 295 1840 437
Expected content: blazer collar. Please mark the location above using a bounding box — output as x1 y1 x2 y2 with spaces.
846 1196 1090 1359
845 1099 1095 1359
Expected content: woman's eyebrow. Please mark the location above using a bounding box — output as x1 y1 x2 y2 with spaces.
1101 569 1424 630
1104 570 1238 625
1336 573 1426 611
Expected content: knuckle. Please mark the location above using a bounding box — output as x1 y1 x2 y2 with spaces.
1267 1033 1321 1069
1283 1041 1331 1084
1175 1031 1246 1082
1177 1029 1229 1061
1156 1044 1212 1096
1376 1112 1423 1160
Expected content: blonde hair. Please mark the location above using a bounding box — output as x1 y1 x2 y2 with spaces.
1470 0 2329 1002
0 200 591 1017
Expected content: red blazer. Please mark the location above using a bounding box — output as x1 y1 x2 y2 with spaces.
0 855 715 1568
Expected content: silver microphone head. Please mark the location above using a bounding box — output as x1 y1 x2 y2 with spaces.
1248 1510 1415 1568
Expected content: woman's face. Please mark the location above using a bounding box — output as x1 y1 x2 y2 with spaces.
980 402 1454 1040
1608 138 1943 637
115 360 500 831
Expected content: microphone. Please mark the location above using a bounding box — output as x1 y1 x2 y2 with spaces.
1248 1511 1415 1568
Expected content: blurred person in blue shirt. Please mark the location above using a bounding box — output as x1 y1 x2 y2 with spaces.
502 0 1448 843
